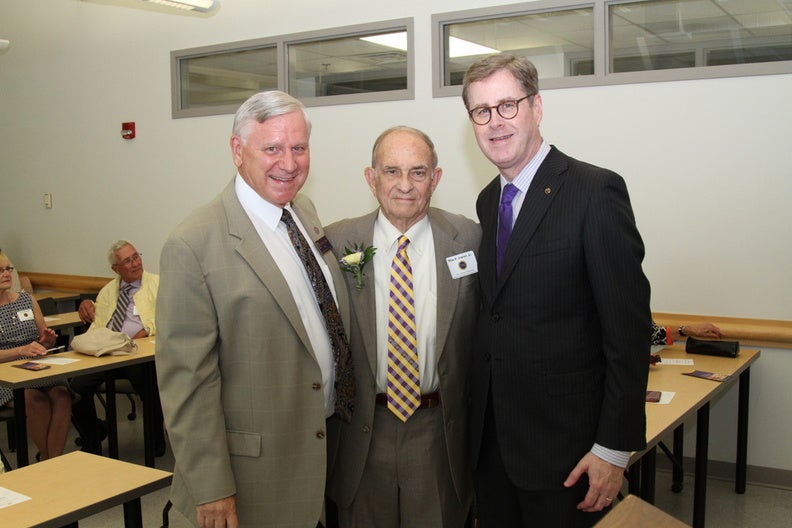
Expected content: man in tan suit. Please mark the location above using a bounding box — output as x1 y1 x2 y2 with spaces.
156 91 353 528
325 126 480 527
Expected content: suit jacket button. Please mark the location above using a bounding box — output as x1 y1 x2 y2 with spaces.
316 430 326 439
312 382 321 390
362 425 371 434
484 352 491 361
492 313 501 322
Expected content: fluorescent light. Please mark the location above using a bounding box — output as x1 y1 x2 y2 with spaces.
144 0 218 12
360 32 408 51
449 37 498 58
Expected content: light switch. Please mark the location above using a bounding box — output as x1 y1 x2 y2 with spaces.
43 193 52 209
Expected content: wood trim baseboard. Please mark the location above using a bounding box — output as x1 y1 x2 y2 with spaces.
21 271 112 294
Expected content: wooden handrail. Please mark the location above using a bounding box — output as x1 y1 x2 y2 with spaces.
17 271 792 348
653 312 792 349
22 271 112 294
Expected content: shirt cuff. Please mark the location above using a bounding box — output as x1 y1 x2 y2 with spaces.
591 443 631 468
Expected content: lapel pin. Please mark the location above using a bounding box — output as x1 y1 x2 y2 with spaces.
544 187 552 194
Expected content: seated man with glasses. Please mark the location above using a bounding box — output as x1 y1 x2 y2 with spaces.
70 240 166 456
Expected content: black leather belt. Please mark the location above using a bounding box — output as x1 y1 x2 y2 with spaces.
375 391 440 409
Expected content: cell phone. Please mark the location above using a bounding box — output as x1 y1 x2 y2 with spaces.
645 390 662 403
14 361 51 371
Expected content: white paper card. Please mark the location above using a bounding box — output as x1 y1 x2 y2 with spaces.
446 251 478 279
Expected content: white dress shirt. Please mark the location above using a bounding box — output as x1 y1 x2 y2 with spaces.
235 174 337 417
371 213 439 395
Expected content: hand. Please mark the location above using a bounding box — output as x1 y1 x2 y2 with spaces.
39 328 58 348
196 496 238 528
78 299 96 324
684 323 722 339
24 341 48 357
564 451 623 512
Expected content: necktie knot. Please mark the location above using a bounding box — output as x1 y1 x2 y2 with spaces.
397 235 410 254
501 183 519 207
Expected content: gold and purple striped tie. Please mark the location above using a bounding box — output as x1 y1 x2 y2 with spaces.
387 235 420 422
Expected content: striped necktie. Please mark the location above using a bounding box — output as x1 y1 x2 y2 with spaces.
281 208 355 422
387 235 420 422
107 283 132 332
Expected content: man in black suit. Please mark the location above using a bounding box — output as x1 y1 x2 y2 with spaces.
463 54 651 527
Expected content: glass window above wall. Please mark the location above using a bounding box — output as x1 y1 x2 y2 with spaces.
610 0 792 72
286 20 413 107
173 44 277 118
441 7 596 86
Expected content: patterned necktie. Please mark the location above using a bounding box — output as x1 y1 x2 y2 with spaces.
496 183 519 275
387 236 420 422
281 208 355 422
107 283 132 332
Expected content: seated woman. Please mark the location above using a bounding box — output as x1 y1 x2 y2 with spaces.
0 252 72 460
651 320 722 345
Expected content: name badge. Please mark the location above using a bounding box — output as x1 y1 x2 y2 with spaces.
17 309 34 321
446 251 478 279
133 305 139 316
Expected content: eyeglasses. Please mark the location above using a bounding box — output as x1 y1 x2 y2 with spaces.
0 266 14 274
117 253 142 267
468 95 533 126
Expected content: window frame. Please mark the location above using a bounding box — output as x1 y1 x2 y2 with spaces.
432 0 792 99
171 18 414 118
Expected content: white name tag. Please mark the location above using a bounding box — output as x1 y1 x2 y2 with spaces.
17 309 34 321
446 250 478 279
133 305 139 316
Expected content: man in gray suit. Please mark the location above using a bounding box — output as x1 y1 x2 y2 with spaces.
156 91 354 528
325 126 480 527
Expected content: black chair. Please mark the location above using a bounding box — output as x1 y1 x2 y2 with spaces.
0 406 16 453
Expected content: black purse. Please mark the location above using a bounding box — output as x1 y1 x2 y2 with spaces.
685 336 739 358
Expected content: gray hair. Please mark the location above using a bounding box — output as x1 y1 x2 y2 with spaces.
232 90 312 142
108 240 134 266
462 54 539 110
371 125 438 169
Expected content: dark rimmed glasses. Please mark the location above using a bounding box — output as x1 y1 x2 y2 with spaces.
468 95 533 125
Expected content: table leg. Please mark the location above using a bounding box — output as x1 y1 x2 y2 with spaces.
105 373 119 459
143 362 155 468
628 460 641 496
693 401 710 528
640 446 656 503
672 424 685 492
12 388 29 467
736 367 751 494
123 497 144 528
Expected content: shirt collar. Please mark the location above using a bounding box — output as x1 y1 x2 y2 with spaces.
235 173 286 231
374 212 431 256
501 140 551 194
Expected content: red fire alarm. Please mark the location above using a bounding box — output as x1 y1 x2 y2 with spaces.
121 122 136 139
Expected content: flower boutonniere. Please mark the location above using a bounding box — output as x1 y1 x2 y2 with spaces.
339 243 376 291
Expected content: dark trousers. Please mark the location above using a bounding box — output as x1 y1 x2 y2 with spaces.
473 397 608 528
70 364 165 451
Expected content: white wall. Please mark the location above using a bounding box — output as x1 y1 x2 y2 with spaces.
1 0 790 471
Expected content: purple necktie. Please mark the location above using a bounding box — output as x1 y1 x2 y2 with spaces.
496 183 519 275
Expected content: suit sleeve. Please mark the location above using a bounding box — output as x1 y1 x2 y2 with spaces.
583 173 651 451
156 233 237 505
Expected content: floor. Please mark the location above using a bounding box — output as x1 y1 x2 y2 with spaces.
3 400 792 527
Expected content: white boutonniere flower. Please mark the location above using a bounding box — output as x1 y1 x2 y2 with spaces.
340 243 376 291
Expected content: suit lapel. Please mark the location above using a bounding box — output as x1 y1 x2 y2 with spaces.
340 212 380 381
428 209 465 361
496 147 567 295
221 184 317 361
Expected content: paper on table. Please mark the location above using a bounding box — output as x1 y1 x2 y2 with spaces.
646 391 676 404
0 486 32 509
35 357 80 365
660 358 695 366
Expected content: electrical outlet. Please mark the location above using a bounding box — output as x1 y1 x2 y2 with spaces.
43 193 52 209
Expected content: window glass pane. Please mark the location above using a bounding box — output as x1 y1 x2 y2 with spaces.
179 46 277 110
288 30 408 98
442 8 595 86
610 0 792 72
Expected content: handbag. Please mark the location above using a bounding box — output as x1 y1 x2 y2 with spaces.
71 327 138 357
685 336 739 358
